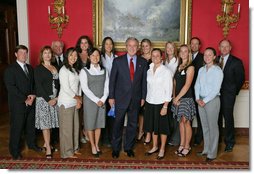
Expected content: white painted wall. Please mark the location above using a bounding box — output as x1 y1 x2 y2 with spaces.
192 90 250 128
16 0 30 62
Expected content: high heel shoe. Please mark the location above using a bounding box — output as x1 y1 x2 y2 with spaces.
157 150 165 160
92 152 99 158
143 139 151 145
43 146 58 152
178 147 191 157
136 132 144 141
175 145 184 155
145 148 159 156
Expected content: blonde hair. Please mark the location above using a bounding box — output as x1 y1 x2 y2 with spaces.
164 41 178 63
179 44 192 67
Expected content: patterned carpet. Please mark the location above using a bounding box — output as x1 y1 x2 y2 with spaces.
0 157 249 169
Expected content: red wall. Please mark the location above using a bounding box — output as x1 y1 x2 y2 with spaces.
27 0 249 80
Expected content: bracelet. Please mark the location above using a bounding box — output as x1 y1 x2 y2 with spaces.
163 106 168 109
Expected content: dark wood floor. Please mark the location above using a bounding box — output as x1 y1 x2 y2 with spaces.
0 113 249 163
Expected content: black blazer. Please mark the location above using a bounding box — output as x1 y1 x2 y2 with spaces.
217 54 245 96
34 64 59 102
4 62 35 112
191 52 204 85
109 54 147 109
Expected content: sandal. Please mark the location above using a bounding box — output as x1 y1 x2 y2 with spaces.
175 145 184 155
178 147 191 157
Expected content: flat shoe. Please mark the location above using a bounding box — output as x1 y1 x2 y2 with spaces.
145 148 159 156
46 154 52 159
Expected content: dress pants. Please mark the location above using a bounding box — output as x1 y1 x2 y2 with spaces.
112 101 139 151
59 105 79 158
218 93 236 146
9 106 36 158
198 96 220 159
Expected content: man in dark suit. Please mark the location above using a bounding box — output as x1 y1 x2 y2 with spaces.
109 37 147 158
51 40 64 145
190 37 204 146
217 39 245 152
51 40 64 70
4 45 42 160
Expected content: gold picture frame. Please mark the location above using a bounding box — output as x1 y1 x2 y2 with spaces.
93 0 192 51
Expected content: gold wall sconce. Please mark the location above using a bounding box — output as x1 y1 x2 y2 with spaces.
48 0 69 38
216 0 240 38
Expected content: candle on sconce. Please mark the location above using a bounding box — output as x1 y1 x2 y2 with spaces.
223 3 226 13
238 4 241 13
62 7 65 14
48 6 50 15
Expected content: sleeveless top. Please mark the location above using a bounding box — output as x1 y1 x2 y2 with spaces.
174 65 194 98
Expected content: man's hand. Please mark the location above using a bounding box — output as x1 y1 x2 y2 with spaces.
109 99 115 108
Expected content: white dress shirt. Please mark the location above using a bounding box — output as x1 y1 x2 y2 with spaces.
146 63 173 104
79 64 109 104
164 57 178 77
101 53 117 75
58 66 81 108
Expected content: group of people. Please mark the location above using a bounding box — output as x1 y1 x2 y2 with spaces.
4 35 245 162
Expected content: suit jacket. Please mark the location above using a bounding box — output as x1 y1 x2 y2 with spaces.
217 54 245 96
52 56 63 71
34 64 60 102
191 52 204 85
109 54 147 109
4 61 35 112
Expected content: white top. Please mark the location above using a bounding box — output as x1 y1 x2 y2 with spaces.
164 57 178 76
79 64 109 104
58 66 81 108
101 53 117 75
146 63 173 104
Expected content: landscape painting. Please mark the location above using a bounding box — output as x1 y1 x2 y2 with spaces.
93 0 192 50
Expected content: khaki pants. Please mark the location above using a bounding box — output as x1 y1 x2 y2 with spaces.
59 105 79 158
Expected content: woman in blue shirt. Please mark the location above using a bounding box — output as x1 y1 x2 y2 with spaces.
194 47 223 162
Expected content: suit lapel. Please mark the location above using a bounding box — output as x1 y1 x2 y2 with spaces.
15 62 29 79
223 55 232 72
133 57 142 82
123 55 131 81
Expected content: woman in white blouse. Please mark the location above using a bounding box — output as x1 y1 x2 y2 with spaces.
80 48 109 157
144 48 173 160
58 47 82 158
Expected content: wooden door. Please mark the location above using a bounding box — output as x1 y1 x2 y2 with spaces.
0 2 18 114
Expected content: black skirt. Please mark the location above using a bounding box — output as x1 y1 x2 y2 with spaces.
143 102 170 135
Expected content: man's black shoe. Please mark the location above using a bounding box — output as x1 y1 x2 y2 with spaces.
29 146 43 152
12 154 22 160
224 145 234 152
206 157 215 162
125 150 135 157
112 150 119 158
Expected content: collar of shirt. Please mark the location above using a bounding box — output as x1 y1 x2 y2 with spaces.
221 54 229 64
55 54 63 62
16 60 26 70
192 52 198 59
127 54 137 70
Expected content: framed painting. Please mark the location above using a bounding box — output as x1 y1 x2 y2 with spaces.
93 0 192 51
